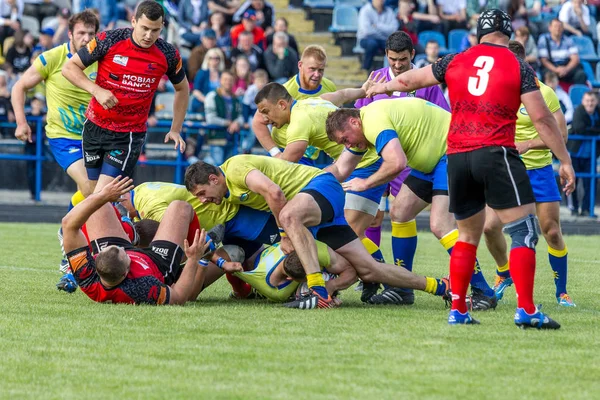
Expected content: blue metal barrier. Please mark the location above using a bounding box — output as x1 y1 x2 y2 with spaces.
0 118 232 201
0 117 45 201
568 135 599 218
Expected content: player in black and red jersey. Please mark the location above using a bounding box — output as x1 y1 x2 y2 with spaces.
368 9 575 329
62 0 189 192
63 176 214 305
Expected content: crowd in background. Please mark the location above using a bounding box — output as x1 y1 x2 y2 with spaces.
0 0 598 213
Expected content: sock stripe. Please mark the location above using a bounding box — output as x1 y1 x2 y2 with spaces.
548 245 568 258
391 220 417 238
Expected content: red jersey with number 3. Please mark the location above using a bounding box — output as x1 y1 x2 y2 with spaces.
431 43 540 154
77 28 186 133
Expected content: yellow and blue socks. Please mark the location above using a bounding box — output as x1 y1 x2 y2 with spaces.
496 261 510 279
68 190 86 211
307 272 328 299
548 245 568 297
361 237 385 263
440 229 495 298
391 220 418 271
425 277 448 296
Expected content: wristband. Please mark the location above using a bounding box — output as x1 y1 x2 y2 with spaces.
198 259 209 268
268 147 281 157
278 227 287 238
216 257 226 269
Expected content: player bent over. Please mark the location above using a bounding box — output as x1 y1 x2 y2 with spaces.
63 176 220 305
185 155 449 309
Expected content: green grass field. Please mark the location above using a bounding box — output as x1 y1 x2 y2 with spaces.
1 222 599 399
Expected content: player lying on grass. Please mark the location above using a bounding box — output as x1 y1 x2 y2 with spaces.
185 156 450 309
62 175 240 305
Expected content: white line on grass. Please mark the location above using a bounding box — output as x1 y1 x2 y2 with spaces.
0 265 54 273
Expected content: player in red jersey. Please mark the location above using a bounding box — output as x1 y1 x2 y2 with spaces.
368 9 575 329
62 0 189 192
62 176 213 305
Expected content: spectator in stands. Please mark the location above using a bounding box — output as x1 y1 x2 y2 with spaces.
559 0 592 38
514 25 539 69
397 0 421 52
357 0 399 73
187 28 218 82
459 26 477 51
210 12 232 56
569 91 600 216
264 31 298 83
53 8 71 46
191 48 225 113
24 93 44 199
233 0 274 34
466 0 508 29
74 0 119 30
266 17 298 54
204 70 245 164
179 0 211 48
22 0 57 25
32 27 53 53
411 0 442 33
538 19 587 85
231 55 252 96
208 0 242 25
242 68 267 153
231 9 266 49
0 71 15 137
415 39 439 68
436 0 467 35
545 70 574 124
230 31 264 71
507 0 542 33
5 29 33 75
0 0 22 49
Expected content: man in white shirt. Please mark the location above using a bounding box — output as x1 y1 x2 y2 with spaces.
357 0 398 73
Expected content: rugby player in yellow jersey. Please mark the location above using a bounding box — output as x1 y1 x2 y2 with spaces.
483 41 575 307
325 98 496 308
11 10 99 290
252 45 336 164
185 155 450 309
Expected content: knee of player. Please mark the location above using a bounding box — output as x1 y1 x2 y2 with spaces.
278 208 300 229
541 223 562 245
430 220 453 240
170 200 193 217
220 245 246 263
503 214 539 250
483 219 502 237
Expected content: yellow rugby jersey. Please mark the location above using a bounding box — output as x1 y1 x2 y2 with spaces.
132 182 239 229
220 155 324 211
282 98 380 169
355 98 449 173
283 74 337 100
234 241 331 302
516 82 561 170
33 43 97 140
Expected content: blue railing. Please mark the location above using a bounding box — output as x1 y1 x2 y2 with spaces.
568 135 599 218
0 118 233 201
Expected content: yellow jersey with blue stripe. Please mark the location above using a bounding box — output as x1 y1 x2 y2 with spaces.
220 155 324 211
354 98 449 173
234 241 331 302
283 74 337 100
132 182 239 228
516 82 561 170
276 98 380 169
33 43 97 140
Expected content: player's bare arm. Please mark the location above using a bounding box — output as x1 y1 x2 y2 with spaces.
516 109 568 153
280 140 308 162
168 228 211 305
62 53 118 109
366 65 440 97
321 71 385 106
62 176 134 253
323 249 357 293
165 78 190 153
324 149 362 182
11 65 45 143
342 139 406 192
252 113 282 158
522 90 575 194
245 170 287 222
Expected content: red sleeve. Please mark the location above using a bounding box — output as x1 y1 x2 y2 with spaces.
155 40 186 85
78 28 131 67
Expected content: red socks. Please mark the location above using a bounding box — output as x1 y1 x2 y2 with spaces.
450 241 477 313
187 213 201 245
226 273 252 298
509 247 536 314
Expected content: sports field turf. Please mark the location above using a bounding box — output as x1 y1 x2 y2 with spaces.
1 222 599 399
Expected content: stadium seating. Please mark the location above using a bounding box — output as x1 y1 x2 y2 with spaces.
413 53 427 65
21 15 40 38
572 35 599 62
155 93 175 119
53 0 72 9
448 29 468 53
303 0 335 32
330 4 359 56
41 16 58 30
417 30 449 55
568 84 590 106
581 60 600 88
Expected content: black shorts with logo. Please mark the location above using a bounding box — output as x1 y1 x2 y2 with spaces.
447 146 535 220
90 237 184 285
82 119 146 179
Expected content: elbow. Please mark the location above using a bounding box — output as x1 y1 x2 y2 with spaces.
392 157 407 176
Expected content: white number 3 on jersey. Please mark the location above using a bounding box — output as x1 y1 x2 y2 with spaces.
468 56 495 96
